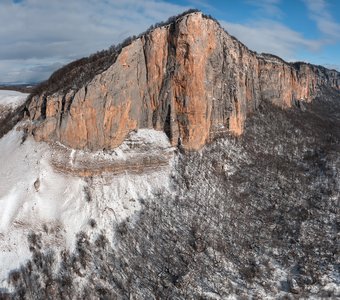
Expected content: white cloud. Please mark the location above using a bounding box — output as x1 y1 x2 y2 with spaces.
303 0 340 40
219 0 340 66
221 20 323 61
0 59 63 84
187 0 214 10
0 0 189 83
324 64 340 71
0 0 338 83
246 0 282 17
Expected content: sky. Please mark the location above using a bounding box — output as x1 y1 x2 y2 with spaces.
0 0 339 84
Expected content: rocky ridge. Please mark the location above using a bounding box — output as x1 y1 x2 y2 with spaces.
27 12 340 152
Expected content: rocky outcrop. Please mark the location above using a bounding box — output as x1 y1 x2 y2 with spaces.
27 12 340 151
50 129 174 177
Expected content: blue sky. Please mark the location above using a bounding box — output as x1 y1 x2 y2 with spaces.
0 0 339 83
179 0 340 69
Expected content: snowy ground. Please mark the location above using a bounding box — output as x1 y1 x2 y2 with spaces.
0 90 27 109
0 125 174 290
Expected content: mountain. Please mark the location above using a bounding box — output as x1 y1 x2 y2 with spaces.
27 11 340 151
0 10 339 299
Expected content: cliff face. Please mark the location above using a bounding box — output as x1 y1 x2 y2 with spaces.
27 12 340 151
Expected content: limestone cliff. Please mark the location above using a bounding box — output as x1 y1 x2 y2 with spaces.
27 12 340 151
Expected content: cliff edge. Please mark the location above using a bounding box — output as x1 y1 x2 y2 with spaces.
27 12 340 151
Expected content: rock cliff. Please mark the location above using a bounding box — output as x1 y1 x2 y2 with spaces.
27 12 340 151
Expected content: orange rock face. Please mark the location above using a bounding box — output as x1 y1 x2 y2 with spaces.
28 12 340 151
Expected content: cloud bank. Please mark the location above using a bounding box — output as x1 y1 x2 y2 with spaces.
0 0 188 83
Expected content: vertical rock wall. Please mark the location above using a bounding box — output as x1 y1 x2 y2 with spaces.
28 12 340 151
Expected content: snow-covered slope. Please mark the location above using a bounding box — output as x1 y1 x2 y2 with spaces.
0 90 27 109
0 126 174 289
